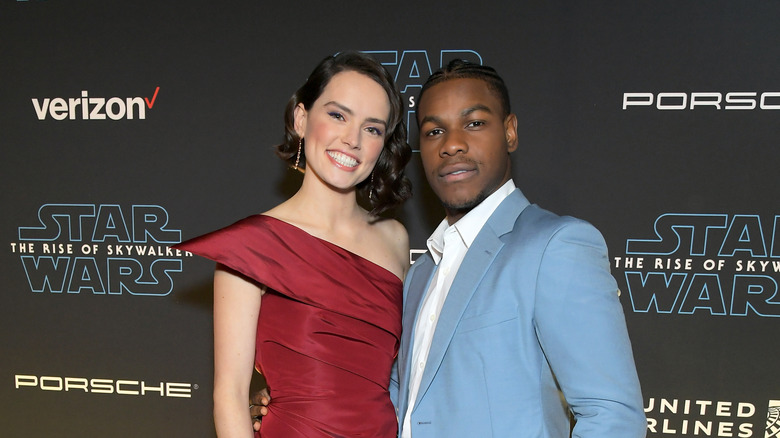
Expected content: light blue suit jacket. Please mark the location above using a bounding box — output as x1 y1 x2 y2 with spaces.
393 190 646 437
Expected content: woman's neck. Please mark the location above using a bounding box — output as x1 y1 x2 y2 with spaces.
278 173 368 233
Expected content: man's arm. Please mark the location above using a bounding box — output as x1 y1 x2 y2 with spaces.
534 220 646 438
389 358 399 409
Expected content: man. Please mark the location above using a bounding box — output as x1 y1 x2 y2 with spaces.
392 60 646 437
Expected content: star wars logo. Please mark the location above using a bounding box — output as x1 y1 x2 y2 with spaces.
613 213 780 317
363 50 483 147
10 204 187 296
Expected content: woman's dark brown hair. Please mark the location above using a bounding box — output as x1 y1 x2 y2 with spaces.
277 51 412 216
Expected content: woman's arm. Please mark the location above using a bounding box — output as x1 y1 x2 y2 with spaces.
213 264 264 438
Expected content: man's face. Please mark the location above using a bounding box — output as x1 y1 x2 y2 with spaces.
417 78 518 223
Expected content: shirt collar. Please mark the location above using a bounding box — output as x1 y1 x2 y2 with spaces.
426 180 517 264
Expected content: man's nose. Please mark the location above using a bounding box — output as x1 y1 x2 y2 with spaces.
440 131 467 156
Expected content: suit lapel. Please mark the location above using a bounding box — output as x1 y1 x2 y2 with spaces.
398 255 435 417
413 190 531 406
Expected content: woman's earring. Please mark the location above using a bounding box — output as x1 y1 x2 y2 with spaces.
294 138 302 170
369 172 375 200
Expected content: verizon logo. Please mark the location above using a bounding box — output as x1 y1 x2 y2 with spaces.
32 87 160 120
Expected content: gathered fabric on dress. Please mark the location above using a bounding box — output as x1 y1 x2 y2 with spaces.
177 215 402 437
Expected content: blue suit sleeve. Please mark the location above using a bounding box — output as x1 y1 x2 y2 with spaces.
533 220 647 438
389 358 399 408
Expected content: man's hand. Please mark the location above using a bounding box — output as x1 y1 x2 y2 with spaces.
249 388 270 432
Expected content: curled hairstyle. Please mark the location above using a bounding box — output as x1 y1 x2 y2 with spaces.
277 51 412 216
417 59 512 121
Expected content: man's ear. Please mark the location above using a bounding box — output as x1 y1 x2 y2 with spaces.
293 103 307 138
504 113 518 153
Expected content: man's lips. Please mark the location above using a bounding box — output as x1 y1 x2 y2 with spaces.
438 161 477 181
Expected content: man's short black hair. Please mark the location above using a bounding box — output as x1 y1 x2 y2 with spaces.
417 59 511 122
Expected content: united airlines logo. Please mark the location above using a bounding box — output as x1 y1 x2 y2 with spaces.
644 396 780 437
613 213 780 317
11 204 188 296
31 87 160 120
768 400 780 438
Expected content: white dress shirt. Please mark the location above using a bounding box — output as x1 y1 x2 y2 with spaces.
401 180 517 437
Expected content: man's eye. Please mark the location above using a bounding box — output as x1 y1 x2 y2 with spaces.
467 120 485 128
426 128 443 136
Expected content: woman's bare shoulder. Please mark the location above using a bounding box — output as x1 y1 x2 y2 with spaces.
369 217 409 275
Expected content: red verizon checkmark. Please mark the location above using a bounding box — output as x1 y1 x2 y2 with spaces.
144 87 160 109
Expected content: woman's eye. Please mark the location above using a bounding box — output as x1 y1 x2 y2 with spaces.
366 127 384 136
329 112 345 121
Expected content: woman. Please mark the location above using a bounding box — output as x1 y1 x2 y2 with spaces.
176 52 412 437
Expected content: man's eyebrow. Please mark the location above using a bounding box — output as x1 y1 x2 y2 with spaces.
419 104 493 126
325 101 387 127
418 114 442 126
461 104 493 117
